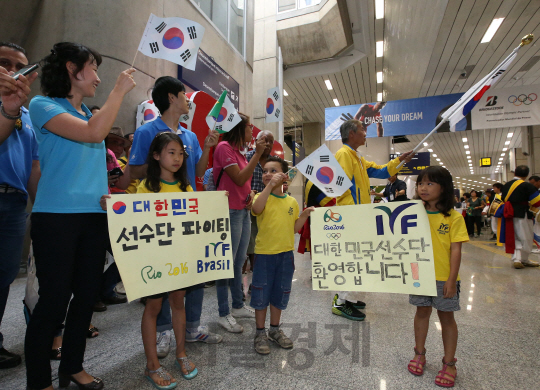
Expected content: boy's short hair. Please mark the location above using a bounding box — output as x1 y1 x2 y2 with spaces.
265 155 288 174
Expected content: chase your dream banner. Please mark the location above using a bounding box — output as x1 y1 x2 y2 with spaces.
325 85 540 140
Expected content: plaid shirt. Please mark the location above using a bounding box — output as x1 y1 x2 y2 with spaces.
246 150 264 193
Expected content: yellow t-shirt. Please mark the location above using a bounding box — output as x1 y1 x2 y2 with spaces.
117 158 139 195
137 179 194 194
427 209 469 281
252 193 299 254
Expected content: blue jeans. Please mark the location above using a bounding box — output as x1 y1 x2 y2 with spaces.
250 251 295 311
156 283 204 332
216 208 250 317
0 193 27 348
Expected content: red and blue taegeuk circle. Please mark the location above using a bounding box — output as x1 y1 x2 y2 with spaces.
112 201 127 215
316 166 334 184
266 98 274 115
144 109 156 121
212 107 228 123
162 28 184 50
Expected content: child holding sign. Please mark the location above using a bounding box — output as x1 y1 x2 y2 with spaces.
250 156 314 354
137 132 196 389
408 166 468 388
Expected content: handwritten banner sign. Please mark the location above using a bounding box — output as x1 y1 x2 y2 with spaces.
311 201 436 296
107 192 233 301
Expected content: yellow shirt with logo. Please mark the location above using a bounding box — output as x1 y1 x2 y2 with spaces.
252 193 299 254
137 179 194 194
427 209 469 281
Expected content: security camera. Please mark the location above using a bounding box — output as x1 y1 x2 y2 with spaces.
460 71 467 78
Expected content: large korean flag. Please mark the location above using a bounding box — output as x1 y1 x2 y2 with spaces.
138 14 205 71
265 86 283 123
206 93 241 133
136 100 160 129
296 144 352 198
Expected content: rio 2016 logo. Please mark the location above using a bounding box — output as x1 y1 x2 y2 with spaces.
324 209 342 223
375 203 417 235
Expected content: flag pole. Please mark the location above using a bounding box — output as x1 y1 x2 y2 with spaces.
396 36 532 170
130 50 139 68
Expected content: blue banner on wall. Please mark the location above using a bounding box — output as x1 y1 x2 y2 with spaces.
178 49 240 110
325 93 471 140
390 152 430 175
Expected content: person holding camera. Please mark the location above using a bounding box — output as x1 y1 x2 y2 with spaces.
0 42 39 370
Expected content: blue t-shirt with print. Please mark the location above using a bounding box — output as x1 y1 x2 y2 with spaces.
29 96 107 213
130 117 202 190
0 107 39 199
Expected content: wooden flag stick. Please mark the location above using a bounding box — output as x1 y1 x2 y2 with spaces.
130 50 139 68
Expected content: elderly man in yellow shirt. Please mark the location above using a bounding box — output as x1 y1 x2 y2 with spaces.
332 119 415 321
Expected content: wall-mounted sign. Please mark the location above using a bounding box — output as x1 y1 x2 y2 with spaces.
178 49 240 110
480 157 492 167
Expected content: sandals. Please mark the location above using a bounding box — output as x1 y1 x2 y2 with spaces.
87 326 99 339
50 347 61 360
144 366 177 390
435 357 457 388
175 357 198 380
408 347 426 376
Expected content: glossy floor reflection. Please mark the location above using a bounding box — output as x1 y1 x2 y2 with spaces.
1 232 539 389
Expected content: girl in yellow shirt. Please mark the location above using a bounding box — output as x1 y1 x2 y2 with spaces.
137 132 195 389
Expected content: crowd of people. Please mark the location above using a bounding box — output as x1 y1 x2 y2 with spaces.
1 40 539 390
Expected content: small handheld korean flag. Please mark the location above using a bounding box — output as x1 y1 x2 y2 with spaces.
179 94 197 131
265 86 283 123
138 14 205 71
206 90 242 133
296 144 352 197
136 100 160 129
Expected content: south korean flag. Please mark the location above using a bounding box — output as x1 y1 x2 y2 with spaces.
265 86 283 123
136 100 160 129
179 93 197 131
137 14 205 71
295 144 352 198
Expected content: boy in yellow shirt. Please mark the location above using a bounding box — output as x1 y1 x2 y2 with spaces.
251 156 314 355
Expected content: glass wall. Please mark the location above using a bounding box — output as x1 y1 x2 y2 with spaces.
193 0 245 55
278 0 322 13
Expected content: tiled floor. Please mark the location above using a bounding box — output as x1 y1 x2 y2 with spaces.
1 232 539 389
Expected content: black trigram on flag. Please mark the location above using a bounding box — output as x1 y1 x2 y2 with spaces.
275 109 280 118
336 176 344 186
187 26 197 39
216 125 223 131
325 187 334 194
320 155 330 162
273 91 279 101
181 49 191 62
305 165 314 175
149 42 160 53
227 114 235 122
155 22 167 33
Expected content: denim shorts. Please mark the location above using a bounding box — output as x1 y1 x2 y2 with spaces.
409 280 461 312
250 251 295 310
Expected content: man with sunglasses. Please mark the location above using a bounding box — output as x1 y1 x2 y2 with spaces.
0 42 39 369
129 76 220 357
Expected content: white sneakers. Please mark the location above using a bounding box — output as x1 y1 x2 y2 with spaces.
218 314 244 333
231 305 255 318
156 330 171 358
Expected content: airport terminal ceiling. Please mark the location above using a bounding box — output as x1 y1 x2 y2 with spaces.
280 0 540 182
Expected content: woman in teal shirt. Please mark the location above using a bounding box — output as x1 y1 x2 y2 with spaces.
25 42 135 390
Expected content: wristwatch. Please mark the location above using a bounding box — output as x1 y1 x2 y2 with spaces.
0 103 22 120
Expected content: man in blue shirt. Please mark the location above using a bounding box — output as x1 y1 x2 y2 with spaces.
130 76 221 355
0 42 39 369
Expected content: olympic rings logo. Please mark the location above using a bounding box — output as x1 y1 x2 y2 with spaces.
326 233 341 240
324 209 342 223
508 93 537 106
